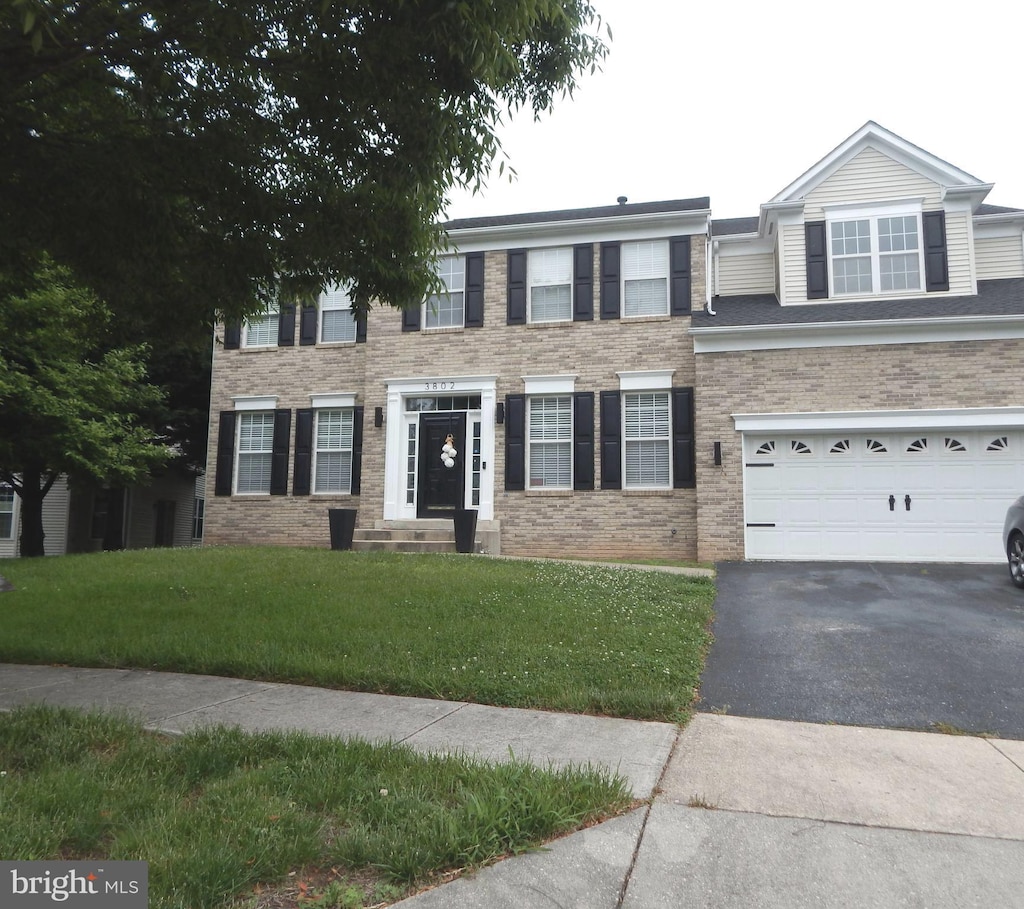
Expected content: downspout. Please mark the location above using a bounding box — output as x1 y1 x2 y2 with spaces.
705 237 717 315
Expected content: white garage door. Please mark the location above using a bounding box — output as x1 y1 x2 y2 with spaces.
743 430 1024 562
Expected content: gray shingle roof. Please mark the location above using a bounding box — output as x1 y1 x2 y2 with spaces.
976 203 1024 216
444 197 710 231
711 217 760 236
692 278 1024 329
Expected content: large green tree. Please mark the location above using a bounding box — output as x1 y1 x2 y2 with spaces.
1 0 608 323
0 259 169 557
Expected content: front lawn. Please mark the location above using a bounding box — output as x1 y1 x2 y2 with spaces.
0 547 715 723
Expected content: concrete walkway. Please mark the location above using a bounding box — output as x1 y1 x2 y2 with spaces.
2 663 1023 907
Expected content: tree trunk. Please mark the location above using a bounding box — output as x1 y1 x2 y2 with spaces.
17 467 47 558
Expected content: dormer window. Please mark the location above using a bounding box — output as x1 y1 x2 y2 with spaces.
828 205 923 296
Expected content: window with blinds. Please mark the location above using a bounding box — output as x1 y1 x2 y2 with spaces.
622 240 669 317
529 247 572 322
236 412 275 493
528 395 572 488
624 391 671 487
314 408 354 493
320 286 357 343
243 309 278 347
0 485 14 538
425 256 465 328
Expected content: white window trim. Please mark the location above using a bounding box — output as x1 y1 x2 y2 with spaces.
234 410 275 495
319 286 358 344
309 393 357 409
825 201 926 298
617 370 674 392
0 484 17 541
523 375 577 396
242 308 279 347
527 246 573 323
527 395 574 490
622 389 673 490
233 395 279 411
312 407 355 495
621 239 670 318
424 255 465 329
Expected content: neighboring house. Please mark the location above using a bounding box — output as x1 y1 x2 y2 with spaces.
1 473 204 557
692 121 1024 563
204 122 1024 564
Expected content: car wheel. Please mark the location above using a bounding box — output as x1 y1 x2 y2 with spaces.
1009 533 1024 589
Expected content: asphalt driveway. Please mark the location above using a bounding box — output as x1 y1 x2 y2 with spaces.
697 562 1024 739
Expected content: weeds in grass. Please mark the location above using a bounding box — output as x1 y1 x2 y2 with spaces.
0 706 631 909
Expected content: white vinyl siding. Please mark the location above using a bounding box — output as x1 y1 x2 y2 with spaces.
803 148 942 220
975 235 1024 280
944 211 974 295
528 396 572 488
314 409 354 494
781 222 807 305
529 248 572 322
243 310 278 347
0 485 14 539
716 252 775 296
425 256 464 329
320 286 357 343
236 412 275 494
622 241 669 317
624 392 671 488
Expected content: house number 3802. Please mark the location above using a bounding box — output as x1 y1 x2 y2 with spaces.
425 381 455 391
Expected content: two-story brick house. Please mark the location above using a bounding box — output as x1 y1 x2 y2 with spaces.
205 122 1024 564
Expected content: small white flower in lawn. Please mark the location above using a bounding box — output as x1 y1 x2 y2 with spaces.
380 788 388 796
0 770 6 777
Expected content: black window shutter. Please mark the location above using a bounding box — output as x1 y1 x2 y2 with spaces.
600 243 620 320
505 394 526 491
671 387 696 489
214 411 237 496
278 304 296 346
507 249 527 324
402 304 421 332
269 409 291 496
573 244 594 321
293 408 314 496
923 210 950 292
670 236 692 316
805 221 829 299
465 252 485 327
350 406 364 495
299 305 318 345
600 390 621 489
223 321 241 350
355 312 368 343
573 391 595 490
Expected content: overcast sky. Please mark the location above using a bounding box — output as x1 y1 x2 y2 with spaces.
443 0 1024 223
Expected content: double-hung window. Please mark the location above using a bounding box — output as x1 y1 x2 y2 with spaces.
529 248 572 322
622 240 669 317
624 391 671 488
0 485 14 538
829 206 923 296
320 286 357 343
426 256 465 329
314 408 354 494
236 411 275 493
242 308 278 347
528 396 572 488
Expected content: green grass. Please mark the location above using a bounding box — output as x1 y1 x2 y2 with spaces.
0 547 715 723
0 706 631 909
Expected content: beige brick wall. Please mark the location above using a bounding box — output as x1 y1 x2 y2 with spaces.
205 239 706 559
694 337 1024 562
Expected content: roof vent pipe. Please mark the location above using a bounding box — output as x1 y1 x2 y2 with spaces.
616 196 628 205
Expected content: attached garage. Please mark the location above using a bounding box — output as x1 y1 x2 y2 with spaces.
737 410 1024 563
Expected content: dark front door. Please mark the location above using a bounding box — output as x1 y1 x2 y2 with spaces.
418 413 467 517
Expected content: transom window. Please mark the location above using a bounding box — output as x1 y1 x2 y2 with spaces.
425 256 465 329
528 247 573 322
236 412 275 493
829 208 922 296
320 286 357 343
624 391 671 487
528 396 572 488
243 308 278 347
0 485 14 539
622 240 669 317
314 409 354 494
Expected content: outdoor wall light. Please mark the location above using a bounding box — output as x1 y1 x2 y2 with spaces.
374 407 383 428
713 441 722 466
495 403 505 425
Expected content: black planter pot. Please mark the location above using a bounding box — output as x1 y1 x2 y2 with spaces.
327 508 357 551
453 509 478 554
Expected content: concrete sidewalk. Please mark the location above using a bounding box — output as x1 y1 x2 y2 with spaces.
2 664 1023 907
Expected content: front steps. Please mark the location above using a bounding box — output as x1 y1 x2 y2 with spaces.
351 519 501 555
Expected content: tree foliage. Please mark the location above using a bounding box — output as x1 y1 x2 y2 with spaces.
1 0 608 322
0 258 169 556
